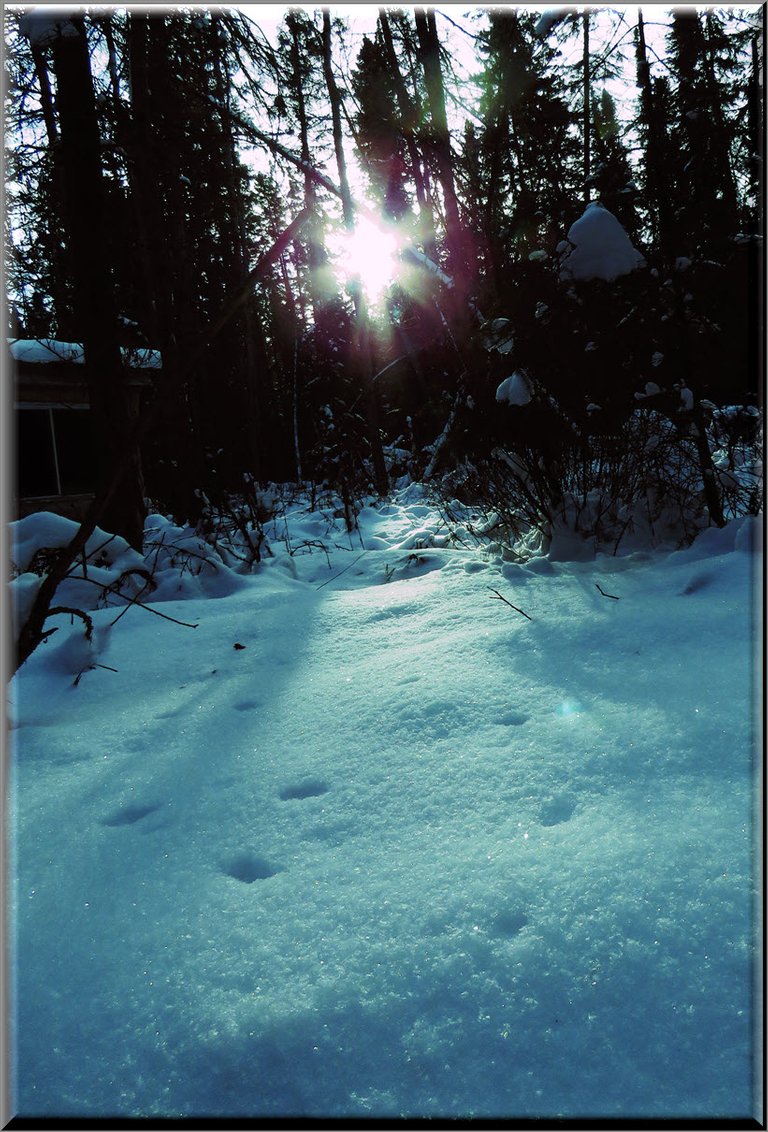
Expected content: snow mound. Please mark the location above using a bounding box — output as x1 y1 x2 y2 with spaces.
559 203 645 282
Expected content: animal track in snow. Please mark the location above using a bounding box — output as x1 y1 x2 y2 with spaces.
496 711 530 727
539 796 575 826
221 853 281 883
681 572 712 595
279 778 329 801
233 700 260 712
102 802 162 827
366 602 418 623
492 909 529 938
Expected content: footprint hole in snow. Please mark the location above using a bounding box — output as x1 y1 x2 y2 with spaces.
681 572 712 595
221 853 281 883
279 779 329 801
102 802 162 827
492 910 529 938
539 797 576 826
496 711 530 727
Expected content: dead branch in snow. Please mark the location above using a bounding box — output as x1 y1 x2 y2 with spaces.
488 589 533 620
595 583 620 600
41 606 94 643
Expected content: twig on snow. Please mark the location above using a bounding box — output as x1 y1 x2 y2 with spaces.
595 583 620 600
488 588 533 620
315 550 368 590
108 594 199 630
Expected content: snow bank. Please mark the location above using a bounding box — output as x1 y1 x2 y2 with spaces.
559 202 645 283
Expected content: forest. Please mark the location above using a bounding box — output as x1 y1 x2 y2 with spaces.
5 5 764 645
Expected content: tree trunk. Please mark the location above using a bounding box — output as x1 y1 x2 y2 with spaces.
50 16 146 548
30 43 58 146
288 14 331 331
583 10 591 207
413 8 471 308
319 10 388 496
126 12 204 521
321 10 355 230
378 9 437 260
636 9 675 258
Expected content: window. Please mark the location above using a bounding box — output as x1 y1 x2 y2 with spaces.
16 407 96 497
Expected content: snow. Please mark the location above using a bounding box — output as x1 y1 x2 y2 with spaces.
559 203 646 283
7 488 761 1120
9 338 162 370
496 372 533 407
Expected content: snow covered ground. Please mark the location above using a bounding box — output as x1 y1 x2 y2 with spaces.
7 487 762 1120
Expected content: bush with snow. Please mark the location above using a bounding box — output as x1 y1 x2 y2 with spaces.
438 405 733 560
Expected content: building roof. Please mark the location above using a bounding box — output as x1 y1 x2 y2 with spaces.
9 338 162 369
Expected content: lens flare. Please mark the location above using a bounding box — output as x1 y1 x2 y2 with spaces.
333 216 400 303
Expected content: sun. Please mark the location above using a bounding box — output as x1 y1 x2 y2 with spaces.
330 215 401 304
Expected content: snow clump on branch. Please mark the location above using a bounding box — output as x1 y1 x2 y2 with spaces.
559 202 646 283
496 372 533 407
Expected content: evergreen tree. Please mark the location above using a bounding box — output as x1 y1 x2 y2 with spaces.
474 9 578 298
667 9 740 256
351 34 410 220
588 88 638 236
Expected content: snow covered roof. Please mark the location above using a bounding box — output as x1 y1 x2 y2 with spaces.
9 339 162 370
559 202 645 283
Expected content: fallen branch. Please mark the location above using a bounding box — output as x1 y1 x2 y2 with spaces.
488 588 533 620
595 583 620 600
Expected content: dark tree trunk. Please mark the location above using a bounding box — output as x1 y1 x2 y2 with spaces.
50 16 146 548
583 10 591 207
636 9 675 258
288 14 331 332
378 9 437 260
30 43 58 146
210 12 263 483
321 10 355 230
413 7 472 308
126 12 203 521
320 10 388 497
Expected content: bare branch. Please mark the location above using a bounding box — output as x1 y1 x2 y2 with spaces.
488 589 533 620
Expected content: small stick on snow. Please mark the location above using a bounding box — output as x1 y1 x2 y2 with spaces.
595 583 620 600
108 593 199 630
488 589 533 620
316 550 368 591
